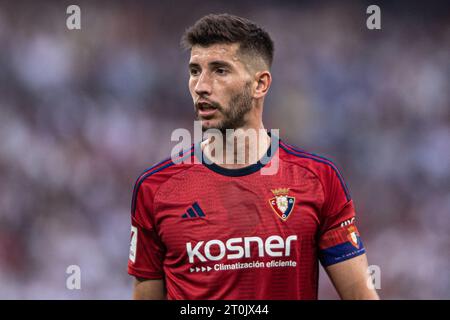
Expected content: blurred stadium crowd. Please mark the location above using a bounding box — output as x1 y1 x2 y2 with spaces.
0 1 449 298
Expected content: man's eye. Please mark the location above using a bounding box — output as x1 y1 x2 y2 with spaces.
190 69 200 76
215 68 227 75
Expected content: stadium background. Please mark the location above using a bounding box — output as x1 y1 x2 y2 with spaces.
0 0 449 299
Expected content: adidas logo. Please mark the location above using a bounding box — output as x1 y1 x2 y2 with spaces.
181 202 206 219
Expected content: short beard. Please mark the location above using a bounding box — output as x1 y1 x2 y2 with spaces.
199 82 253 133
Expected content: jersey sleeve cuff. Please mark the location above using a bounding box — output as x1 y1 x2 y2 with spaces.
319 240 366 267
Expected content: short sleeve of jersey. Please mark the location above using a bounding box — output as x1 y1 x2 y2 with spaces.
127 179 165 279
317 163 366 267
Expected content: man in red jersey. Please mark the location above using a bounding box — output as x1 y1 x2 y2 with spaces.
128 13 379 300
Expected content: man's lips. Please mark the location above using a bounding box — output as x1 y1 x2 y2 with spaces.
196 102 219 118
198 108 218 117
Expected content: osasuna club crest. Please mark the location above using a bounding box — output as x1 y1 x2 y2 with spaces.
347 225 360 248
269 188 295 221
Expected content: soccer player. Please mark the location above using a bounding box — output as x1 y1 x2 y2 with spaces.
128 13 379 300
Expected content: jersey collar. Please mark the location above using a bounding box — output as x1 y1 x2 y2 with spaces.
194 132 279 177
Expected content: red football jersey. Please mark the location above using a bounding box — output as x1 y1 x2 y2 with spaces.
128 138 365 299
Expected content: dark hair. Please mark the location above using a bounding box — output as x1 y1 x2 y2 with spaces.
181 13 274 68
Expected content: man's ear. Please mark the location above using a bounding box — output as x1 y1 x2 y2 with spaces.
253 71 272 99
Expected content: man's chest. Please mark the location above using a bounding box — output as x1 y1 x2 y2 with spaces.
153 176 324 260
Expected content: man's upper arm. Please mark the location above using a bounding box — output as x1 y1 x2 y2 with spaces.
325 254 379 300
133 278 166 300
128 176 165 282
317 162 366 267
316 160 377 299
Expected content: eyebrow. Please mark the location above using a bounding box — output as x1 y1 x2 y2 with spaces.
209 60 233 69
188 60 233 69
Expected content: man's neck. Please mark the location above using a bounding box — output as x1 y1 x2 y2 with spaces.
201 125 271 169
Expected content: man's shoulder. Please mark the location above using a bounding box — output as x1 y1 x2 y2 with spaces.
132 146 197 192
279 140 341 173
130 146 196 214
279 140 351 200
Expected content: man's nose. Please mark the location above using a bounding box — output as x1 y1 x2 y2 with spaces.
194 72 212 96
